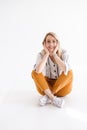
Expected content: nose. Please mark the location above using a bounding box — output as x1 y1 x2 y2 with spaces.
49 42 54 47
49 41 54 45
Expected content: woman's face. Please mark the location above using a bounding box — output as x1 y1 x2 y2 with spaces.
45 35 57 53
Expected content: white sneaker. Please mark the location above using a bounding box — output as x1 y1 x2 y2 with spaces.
39 95 51 106
52 96 64 108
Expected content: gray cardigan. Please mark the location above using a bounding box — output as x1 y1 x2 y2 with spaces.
34 49 71 79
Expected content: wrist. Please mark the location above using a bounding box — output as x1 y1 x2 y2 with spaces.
53 53 57 57
46 52 49 56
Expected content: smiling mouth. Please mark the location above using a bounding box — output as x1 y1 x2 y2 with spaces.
48 48 54 52
49 47 53 49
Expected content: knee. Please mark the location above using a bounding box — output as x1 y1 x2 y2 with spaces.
31 70 36 78
31 70 43 79
56 88 72 97
68 70 74 81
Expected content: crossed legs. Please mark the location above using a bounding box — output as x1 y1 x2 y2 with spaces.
31 70 73 97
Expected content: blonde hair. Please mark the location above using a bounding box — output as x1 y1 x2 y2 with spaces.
41 32 62 58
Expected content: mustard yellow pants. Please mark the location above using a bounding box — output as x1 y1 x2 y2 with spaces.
31 70 73 97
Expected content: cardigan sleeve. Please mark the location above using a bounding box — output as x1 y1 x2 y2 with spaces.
33 52 46 75
33 53 42 71
59 49 71 75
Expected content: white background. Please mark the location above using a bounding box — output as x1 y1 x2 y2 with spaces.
0 0 87 130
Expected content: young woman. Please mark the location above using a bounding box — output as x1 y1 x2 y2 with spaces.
31 32 73 108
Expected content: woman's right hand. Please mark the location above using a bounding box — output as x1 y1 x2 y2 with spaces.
43 43 50 55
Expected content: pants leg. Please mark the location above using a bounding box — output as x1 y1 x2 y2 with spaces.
55 81 73 97
31 70 52 95
52 70 73 97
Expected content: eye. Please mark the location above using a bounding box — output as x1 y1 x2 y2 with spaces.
53 40 56 43
47 40 50 43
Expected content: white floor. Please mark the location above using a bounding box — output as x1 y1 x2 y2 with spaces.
0 70 87 130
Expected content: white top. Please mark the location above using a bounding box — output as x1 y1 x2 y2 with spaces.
33 49 71 79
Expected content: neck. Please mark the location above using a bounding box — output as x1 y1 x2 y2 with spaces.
49 55 55 63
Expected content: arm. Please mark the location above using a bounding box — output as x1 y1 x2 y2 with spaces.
35 53 49 73
36 44 50 73
52 45 66 72
53 53 66 72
